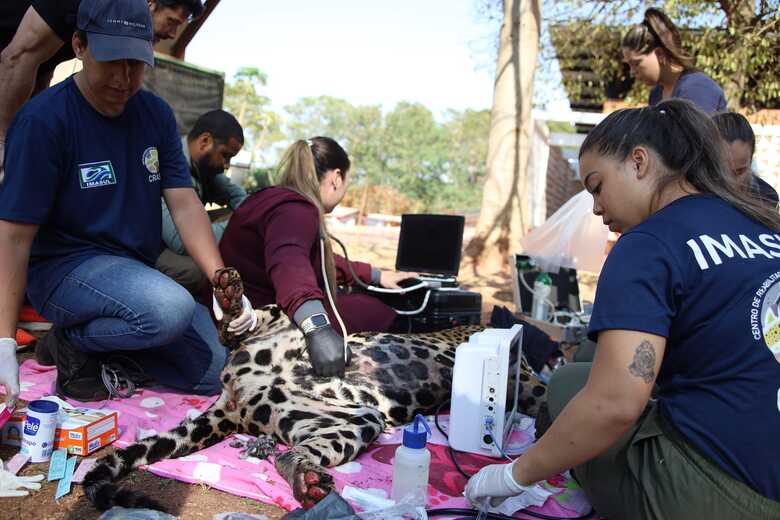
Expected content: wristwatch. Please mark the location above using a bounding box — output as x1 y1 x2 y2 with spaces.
299 313 330 335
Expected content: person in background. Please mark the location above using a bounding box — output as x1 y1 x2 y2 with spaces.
712 111 779 207
622 7 727 114
219 137 416 377
158 109 247 295
464 99 780 518
0 0 204 179
0 0 253 404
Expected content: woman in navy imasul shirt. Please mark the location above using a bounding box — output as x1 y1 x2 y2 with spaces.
465 100 780 519
622 8 727 113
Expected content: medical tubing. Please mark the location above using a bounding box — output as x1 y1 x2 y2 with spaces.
320 234 349 363
328 233 432 316
426 508 594 520
431 402 595 520
434 400 473 478
476 499 490 520
486 427 513 462
329 234 429 294
393 289 432 316
518 271 556 319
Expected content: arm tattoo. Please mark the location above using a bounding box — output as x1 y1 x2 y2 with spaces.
628 340 656 384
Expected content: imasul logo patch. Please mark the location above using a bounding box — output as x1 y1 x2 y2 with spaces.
78 161 117 189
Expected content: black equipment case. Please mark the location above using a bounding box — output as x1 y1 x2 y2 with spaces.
384 287 482 333
413 288 482 331
347 213 483 333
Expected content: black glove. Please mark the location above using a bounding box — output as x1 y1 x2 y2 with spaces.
305 325 350 377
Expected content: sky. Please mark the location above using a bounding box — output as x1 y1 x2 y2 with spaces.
186 0 503 117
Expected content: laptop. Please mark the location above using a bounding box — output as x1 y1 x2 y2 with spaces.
395 214 465 288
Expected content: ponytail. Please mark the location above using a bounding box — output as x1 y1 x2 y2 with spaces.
622 7 695 70
276 137 351 296
580 99 780 231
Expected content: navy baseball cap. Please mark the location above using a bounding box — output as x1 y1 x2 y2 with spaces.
77 0 155 67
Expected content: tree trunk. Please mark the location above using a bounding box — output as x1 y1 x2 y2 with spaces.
465 0 541 275
357 183 370 225
719 0 756 108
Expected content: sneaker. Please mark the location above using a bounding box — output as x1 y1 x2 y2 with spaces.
34 329 59 366
18 305 53 332
52 330 109 402
100 355 154 398
15 328 37 349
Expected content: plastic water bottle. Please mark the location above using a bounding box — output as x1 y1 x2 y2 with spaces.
531 272 552 321
391 414 431 507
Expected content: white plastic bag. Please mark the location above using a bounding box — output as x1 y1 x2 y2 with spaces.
520 190 609 274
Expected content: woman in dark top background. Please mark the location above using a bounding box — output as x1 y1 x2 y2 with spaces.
713 111 779 207
622 7 727 113
220 137 413 377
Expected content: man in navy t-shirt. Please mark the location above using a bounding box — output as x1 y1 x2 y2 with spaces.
0 0 254 403
0 0 205 180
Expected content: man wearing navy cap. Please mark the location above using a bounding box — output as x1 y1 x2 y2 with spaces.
0 0 205 180
0 0 255 403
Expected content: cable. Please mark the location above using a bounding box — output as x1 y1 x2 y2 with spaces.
426 508 594 520
518 271 556 319
434 400 474 479
329 234 429 294
486 427 513 462
320 234 349 363
432 401 595 520
393 289 432 316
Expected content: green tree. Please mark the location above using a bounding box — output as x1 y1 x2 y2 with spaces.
383 102 447 208
544 1 780 110
223 67 283 169
284 96 385 181
281 99 492 215
438 109 492 212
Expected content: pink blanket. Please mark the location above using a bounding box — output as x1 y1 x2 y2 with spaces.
19 360 592 518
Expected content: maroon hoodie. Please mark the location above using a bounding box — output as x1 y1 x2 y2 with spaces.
219 187 390 330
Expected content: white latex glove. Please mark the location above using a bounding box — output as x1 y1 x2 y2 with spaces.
212 294 257 334
0 338 19 406
464 461 531 509
0 462 43 497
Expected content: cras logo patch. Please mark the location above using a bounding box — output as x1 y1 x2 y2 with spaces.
751 271 780 364
78 161 116 189
142 147 159 174
143 147 161 183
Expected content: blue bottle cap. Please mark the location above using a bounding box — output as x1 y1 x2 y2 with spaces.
28 400 59 414
402 414 431 449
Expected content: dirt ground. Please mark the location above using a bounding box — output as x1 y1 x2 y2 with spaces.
3 225 597 519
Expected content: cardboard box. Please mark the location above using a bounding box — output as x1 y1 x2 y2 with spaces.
55 407 118 456
1 406 118 456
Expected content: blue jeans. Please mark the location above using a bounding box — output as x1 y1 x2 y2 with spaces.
37 255 226 395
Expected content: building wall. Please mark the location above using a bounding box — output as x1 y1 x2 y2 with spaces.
754 125 780 191
545 145 582 218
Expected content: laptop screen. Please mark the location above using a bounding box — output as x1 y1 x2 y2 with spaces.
395 214 465 276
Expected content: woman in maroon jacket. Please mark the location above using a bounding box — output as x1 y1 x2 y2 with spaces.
220 137 413 376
